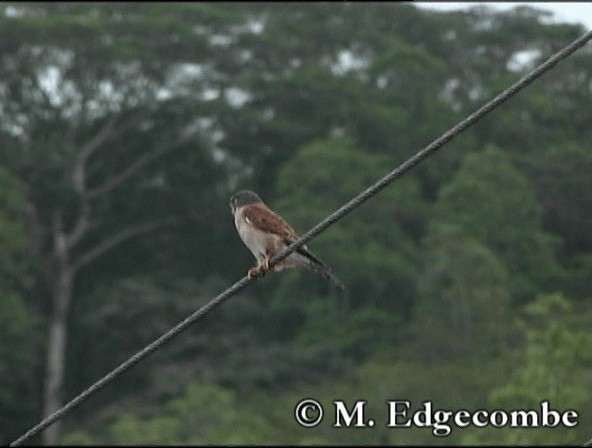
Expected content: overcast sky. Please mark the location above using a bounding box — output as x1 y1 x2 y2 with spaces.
414 2 592 30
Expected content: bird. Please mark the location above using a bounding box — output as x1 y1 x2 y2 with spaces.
230 190 344 289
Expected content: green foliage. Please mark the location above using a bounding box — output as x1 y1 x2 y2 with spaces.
434 145 562 301
0 293 39 444
67 276 288 412
295 297 403 359
269 135 425 359
1 2 591 445
274 135 425 310
413 224 511 361
524 144 592 297
0 167 30 291
462 293 592 445
63 358 506 446
65 382 279 445
0 167 40 444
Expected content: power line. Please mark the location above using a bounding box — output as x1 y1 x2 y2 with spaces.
11 28 592 447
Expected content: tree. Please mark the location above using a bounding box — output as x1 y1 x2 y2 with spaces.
412 224 511 361
0 167 30 292
62 382 279 445
0 168 40 444
0 3 243 443
0 293 40 445
462 293 592 445
2 3 590 444
520 144 592 300
433 145 561 302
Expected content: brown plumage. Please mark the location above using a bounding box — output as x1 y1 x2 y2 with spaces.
230 190 344 289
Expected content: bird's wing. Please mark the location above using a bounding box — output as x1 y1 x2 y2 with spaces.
242 203 345 289
242 203 298 241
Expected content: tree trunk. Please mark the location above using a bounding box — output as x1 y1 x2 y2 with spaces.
37 215 165 444
33 128 175 443
42 270 72 445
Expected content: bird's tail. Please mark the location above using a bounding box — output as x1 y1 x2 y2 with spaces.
297 246 345 290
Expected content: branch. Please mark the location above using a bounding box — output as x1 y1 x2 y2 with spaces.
73 110 153 193
65 202 92 249
64 91 89 147
86 133 192 199
70 111 155 248
72 218 175 274
74 115 119 185
86 146 168 199
51 210 70 267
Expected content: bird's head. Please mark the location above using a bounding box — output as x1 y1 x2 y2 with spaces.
230 190 262 214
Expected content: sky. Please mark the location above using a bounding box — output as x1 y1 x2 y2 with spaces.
414 2 592 30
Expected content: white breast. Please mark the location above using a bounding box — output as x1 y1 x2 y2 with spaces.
235 208 270 262
234 207 304 270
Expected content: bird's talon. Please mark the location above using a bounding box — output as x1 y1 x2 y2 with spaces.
247 266 265 278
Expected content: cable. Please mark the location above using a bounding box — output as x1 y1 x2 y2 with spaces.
11 28 592 447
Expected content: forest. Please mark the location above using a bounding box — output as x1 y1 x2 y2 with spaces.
0 2 591 445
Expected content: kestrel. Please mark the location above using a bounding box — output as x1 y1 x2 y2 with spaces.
230 190 344 289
